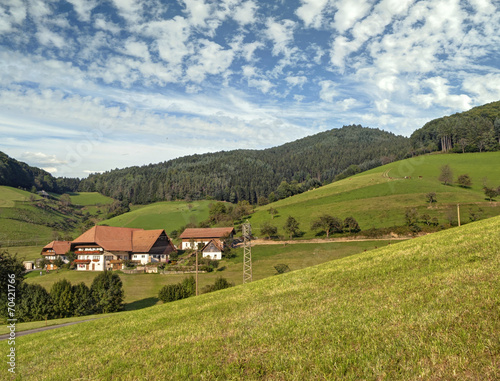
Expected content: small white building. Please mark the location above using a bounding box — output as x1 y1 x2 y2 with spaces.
201 239 224 260
179 227 234 250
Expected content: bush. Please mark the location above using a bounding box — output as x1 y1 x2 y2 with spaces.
158 276 196 303
201 277 234 294
90 271 124 313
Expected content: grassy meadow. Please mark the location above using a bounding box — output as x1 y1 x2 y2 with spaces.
100 200 213 234
8 215 500 380
248 152 500 238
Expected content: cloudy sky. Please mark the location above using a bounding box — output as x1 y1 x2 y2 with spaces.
1 0 499 178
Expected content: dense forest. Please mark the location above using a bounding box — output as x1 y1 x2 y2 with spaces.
77 125 411 204
410 101 500 154
0 151 78 193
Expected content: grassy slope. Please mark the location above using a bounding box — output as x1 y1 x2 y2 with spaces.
0 186 41 207
10 215 500 379
100 200 213 234
67 192 115 206
248 152 500 237
0 188 114 247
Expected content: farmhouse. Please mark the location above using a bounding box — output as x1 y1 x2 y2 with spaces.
41 240 72 269
71 226 176 271
179 227 235 250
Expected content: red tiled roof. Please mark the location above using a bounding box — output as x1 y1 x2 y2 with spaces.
72 226 143 252
72 226 172 253
41 241 72 256
132 229 165 253
179 227 235 240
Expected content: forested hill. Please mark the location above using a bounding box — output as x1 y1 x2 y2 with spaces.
78 125 410 204
410 100 500 154
0 151 78 193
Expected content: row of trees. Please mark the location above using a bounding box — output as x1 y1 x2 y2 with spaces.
260 214 361 239
1 251 124 323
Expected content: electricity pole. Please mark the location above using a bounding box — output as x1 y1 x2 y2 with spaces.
242 221 252 284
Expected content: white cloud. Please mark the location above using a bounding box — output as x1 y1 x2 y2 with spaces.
264 18 296 57
186 40 234 83
147 17 192 66
94 16 121 34
296 0 329 29
285 76 307 87
318 80 337 102
36 26 67 49
67 0 98 22
182 0 212 28
0 0 26 33
233 0 257 26
332 0 372 33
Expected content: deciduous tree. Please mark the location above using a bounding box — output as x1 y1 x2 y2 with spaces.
438 164 453 185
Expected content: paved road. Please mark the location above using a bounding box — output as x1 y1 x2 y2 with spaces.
0 317 105 341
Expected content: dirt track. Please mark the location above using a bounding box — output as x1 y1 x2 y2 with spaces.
236 236 412 247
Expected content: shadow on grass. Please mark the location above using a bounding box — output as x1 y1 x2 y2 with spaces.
123 297 159 311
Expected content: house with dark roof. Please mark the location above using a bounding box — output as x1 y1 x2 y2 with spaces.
69 226 176 271
41 240 72 269
179 227 235 251
201 239 224 260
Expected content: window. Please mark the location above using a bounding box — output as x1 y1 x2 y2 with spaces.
93 256 100 260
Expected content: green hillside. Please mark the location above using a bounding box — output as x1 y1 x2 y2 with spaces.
9 215 500 379
0 187 116 246
100 200 213 235
248 152 500 238
0 186 42 207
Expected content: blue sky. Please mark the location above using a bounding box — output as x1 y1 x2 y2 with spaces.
1 0 499 178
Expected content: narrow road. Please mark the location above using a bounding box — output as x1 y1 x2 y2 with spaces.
0 317 105 341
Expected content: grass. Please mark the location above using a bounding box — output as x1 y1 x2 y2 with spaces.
248 152 500 238
100 200 213 235
67 192 115 206
0 186 40 207
2 246 41 262
0 189 115 247
7 215 500 379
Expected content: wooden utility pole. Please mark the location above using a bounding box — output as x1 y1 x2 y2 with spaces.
195 250 199 296
457 203 461 227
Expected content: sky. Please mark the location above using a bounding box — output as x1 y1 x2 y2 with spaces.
0 0 499 178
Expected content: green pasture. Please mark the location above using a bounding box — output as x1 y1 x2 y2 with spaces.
67 191 115 206
9 215 500 379
248 152 500 237
0 186 40 207
101 200 213 235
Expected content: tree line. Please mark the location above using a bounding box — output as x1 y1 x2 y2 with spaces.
410 100 500 154
0 251 123 323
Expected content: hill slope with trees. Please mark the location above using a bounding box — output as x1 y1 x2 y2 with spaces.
410 100 500 154
0 151 78 193
78 125 411 204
